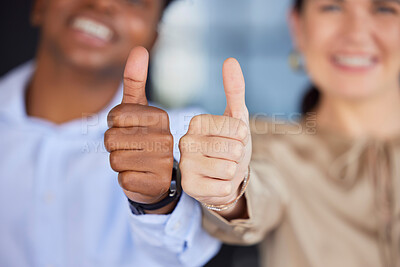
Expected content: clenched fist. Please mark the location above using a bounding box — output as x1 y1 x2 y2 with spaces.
104 47 175 213
179 58 251 215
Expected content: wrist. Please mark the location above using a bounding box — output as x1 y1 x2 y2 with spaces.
216 195 248 221
128 160 182 215
144 199 179 215
201 166 250 212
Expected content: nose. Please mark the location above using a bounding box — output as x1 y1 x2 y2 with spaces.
85 0 119 15
341 8 372 46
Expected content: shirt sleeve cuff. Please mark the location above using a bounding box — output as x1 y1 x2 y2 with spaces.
128 192 221 266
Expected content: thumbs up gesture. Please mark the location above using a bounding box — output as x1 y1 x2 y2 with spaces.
179 58 252 214
104 47 174 213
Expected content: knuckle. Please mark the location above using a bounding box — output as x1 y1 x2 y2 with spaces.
232 143 245 161
178 157 186 168
107 106 122 127
104 129 114 151
124 77 145 91
225 162 238 179
178 138 186 153
158 109 169 121
219 182 233 197
113 103 127 113
181 176 193 194
189 115 205 130
118 172 132 191
178 158 188 173
178 157 192 175
151 133 173 154
189 115 200 128
237 121 249 140
109 152 120 172
147 107 170 126
179 135 193 152
162 134 174 146
109 104 142 127
179 135 188 146
163 156 174 168
185 134 196 143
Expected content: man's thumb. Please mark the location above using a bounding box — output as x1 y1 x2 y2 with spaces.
122 46 149 105
223 58 246 120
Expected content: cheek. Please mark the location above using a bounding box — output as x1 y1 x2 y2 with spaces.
382 30 400 73
388 41 400 76
43 0 76 20
118 13 156 46
300 19 344 94
108 18 156 65
302 20 337 76
305 19 337 52
40 0 76 35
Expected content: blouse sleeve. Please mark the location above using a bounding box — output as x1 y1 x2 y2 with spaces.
201 119 289 245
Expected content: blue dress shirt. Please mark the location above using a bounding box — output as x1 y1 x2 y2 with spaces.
0 63 220 267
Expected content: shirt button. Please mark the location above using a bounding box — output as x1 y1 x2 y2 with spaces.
172 221 181 231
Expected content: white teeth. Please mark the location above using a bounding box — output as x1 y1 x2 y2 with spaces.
72 17 113 42
334 55 374 68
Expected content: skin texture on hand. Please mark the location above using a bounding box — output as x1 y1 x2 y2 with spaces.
104 47 176 214
180 58 252 220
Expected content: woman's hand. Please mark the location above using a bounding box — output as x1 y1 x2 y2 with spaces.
180 58 252 219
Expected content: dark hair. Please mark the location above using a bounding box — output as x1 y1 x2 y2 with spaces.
294 0 303 12
293 0 321 114
165 0 175 9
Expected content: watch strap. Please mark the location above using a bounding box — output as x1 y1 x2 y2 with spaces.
128 160 182 215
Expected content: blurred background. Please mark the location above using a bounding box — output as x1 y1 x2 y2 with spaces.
0 0 310 266
0 0 310 117
153 0 310 117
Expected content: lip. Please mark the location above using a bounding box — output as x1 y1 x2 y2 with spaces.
330 53 379 73
67 12 117 48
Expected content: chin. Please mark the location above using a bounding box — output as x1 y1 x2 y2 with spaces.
325 81 381 102
64 49 124 74
69 54 106 69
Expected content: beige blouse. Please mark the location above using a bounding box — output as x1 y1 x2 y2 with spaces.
203 118 400 267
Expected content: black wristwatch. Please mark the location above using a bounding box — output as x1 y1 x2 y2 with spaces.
128 160 182 215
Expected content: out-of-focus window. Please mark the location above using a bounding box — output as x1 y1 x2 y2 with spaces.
152 0 310 118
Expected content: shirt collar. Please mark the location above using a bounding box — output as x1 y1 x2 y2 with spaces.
0 61 124 139
0 61 34 123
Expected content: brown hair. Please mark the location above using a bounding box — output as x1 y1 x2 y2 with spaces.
293 0 321 114
294 0 304 12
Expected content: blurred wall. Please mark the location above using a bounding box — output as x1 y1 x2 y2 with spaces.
0 0 310 118
152 0 310 117
0 1 38 77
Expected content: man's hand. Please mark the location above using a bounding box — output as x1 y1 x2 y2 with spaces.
179 58 251 217
104 47 175 214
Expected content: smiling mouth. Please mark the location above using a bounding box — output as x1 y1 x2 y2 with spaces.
332 55 377 69
71 17 113 42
